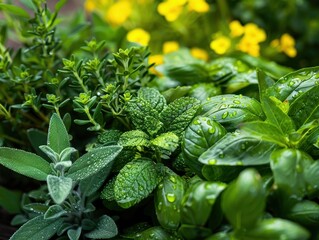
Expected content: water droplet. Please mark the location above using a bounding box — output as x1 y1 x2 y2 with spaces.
208 159 217 165
166 193 176 203
233 100 241 104
232 111 237 116
222 112 229 119
169 176 176 183
222 97 226 101
288 80 296 87
236 161 243 166
158 183 163 189
296 164 303 173
241 143 246 150
209 127 216 134
157 201 162 210
139 186 144 191
193 119 200 125
126 164 132 169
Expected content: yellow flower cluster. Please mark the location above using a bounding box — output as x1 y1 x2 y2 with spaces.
105 1 132 26
210 21 267 57
157 0 209 22
127 28 151 46
271 34 297 57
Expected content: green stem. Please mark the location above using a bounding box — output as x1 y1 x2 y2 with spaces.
73 71 89 93
0 134 26 146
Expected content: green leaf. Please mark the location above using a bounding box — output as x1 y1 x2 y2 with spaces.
44 205 67 220
304 161 319 196
114 159 163 208
10 215 63 240
200 94 265 131
23 203 49 214
55 0 68 12
0 186 21 214
257 69 275 100
221 169 266 229
261 97 295 134
182 116 227 177
189 83 221 101
266 66 319 101
67 145 122 181
288 85 319 129
270 149 313 198
199 131 277 166
181 180 227 226
85 215 118 239
0 3 29 17
286 200 319 226
118 130 150 147
160 97 200 135
224 70 258 93
136 226 175 240
67 227 82 240
47 175 73 204
48 113 70 154
79 164 112 197
151 132 179 159
178 224 212 240
155 168 185 230
0 147 52 181
138 87 167 113
234 218 309 240
101 177 116 201
162 86 192 103
27 129 48 159
241 121 288 147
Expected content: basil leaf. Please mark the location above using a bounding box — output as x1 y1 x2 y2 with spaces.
199 131 277 166
0 147 52 181
48 113 70 154
234 218 309 240
286 200 319 227
221 169 266 229
114 159 163 208
182 116 226 177
10 215 63 240
200 94 265 131
67 145 122 181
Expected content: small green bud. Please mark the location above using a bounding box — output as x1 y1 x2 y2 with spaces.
62 58 76 70
75 92 91 105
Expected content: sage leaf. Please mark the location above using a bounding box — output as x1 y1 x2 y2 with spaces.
67 227 82 240
67 145 122 181
85 215 118 239
48 113 70 154
0 147 52 181
10 215 63 240
44 205 67 220
47 175 73 204
114 159 163 208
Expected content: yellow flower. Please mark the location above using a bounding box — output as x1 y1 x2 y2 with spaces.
163 41 180 54
157 0 187 22
280 34 297 57
210 36 231 55
188 0 209 13
190 48 208 61
237 37 260 57
229 20 244 37
105 1 132 26
127 28 151 46
243 23 266 43
84 0 96 12
149 54 164 75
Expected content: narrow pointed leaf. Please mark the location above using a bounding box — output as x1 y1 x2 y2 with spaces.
44 205 67 220
48 113 70 154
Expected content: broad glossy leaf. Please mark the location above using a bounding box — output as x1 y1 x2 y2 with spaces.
189 83 221 101
221 169 266 229
286 200 319 226
234 218 309 240
67 145 122 181
114 159 162 208
47 175 73 204
48 113 70 154
118 130 150 147
183 116 227 177
159 97 200 135
288 85 319 129
304 161 319 196
10 215 63 240
240 121 288 147
261 97 295 134
200 94 265 131
266 66 319 101
225 70 258 93
85 215 118 239
181 180 227 226
257 69 276 99
178 224 212 240
270 149 313 198
162 86 192 103
136 226 175 240
199 131 277 166
0 147 52 181
0 186 21 214
202 165 244 182
205 232 231 240
155 168 185 230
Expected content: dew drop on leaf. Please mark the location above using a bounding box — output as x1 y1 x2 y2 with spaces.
236 161 243 166
169 176 176 183
208 159 217 165
233 100 241 104
222 112 229 119
158 202 163 211
166 193 176 203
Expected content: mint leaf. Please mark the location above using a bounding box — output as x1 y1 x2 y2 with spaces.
114 159 162 208
118 130 150 147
